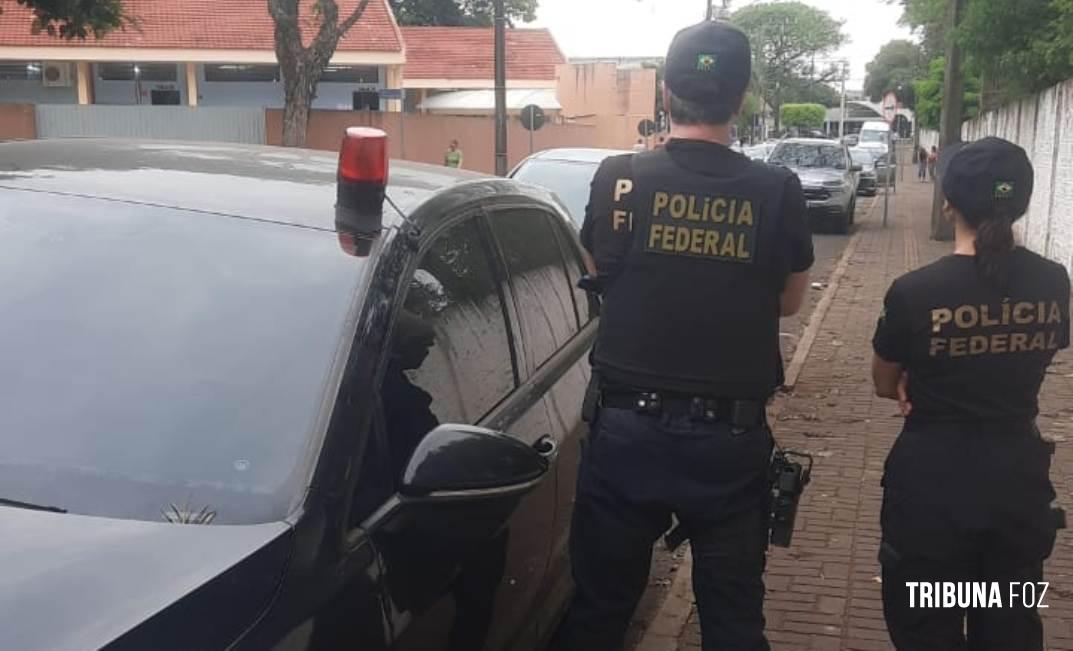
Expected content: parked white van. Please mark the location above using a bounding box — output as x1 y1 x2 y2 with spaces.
858 121 891 153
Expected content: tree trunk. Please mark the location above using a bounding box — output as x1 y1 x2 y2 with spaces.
282 77 313 148
930 0 965 242
269 0 371 148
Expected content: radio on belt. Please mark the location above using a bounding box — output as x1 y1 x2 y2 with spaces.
335 127 388 256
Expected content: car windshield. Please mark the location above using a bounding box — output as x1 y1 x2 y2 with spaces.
769 143 846 169
850 149 875 166
511 158 601 225
0 191 367 525
860 130 887 144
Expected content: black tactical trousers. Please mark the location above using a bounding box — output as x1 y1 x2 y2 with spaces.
553 407 773 651
882 548 1044 651
880 424 1058 651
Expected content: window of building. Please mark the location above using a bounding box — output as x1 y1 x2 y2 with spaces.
353 91 381 111
97 63 178 82
0 62 42 81
321 65 379 84
489 209 579 371
203 64 281 83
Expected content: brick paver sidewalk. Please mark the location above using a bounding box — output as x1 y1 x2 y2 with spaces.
669 177 1073 650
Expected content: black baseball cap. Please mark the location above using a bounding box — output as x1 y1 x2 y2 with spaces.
937 137 1034 225
664 21 752 104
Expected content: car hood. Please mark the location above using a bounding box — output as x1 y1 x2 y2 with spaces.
786 167 845 187
0 507 291 651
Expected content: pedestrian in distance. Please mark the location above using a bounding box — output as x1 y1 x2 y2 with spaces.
444 139 463 169
873 137 1070 651
553 20 814 651
917 146 928 182
928 145 939 181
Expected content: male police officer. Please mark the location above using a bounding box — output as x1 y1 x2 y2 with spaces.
555 21 814 651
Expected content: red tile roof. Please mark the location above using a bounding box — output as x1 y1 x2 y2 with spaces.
401 27 565 81
0 0 402 52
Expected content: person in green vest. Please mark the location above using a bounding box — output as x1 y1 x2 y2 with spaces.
444 140 463 169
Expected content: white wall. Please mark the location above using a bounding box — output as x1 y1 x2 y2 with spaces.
920 78 1073 274
0 79 77 104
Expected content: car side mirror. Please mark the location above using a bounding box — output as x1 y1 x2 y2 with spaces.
401 425 549 500
851 164 863 173
360 425 552 542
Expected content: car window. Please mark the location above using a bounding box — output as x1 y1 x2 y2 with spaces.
510 159 600 225
393 218 517 428
490 209 578 372
0 192 367 525
553 222 596 327
770 143 846 169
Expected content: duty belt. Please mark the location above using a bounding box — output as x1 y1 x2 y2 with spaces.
600 390 766 427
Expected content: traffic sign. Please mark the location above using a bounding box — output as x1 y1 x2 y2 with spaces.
882 91 898 125
520 104 546 131
638 119 658 138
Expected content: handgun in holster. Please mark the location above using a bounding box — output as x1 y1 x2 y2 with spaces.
769 450 813 548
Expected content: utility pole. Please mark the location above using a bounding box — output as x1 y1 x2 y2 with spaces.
493 0 508 176
931 0 966 241
839 61 848 141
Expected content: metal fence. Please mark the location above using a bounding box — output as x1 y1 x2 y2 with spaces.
920 78 1073 273
35 105 266 145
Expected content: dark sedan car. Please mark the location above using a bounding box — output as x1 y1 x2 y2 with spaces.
0 135 596 651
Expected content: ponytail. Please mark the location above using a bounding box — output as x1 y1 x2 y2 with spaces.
974 216 1015 288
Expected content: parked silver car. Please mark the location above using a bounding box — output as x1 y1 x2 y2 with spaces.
768 138 860 233
509 148 630 226
850 148 898 197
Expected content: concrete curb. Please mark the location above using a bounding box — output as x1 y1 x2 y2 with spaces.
634 196 876 651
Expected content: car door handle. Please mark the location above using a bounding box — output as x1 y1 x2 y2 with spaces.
533 435 558 460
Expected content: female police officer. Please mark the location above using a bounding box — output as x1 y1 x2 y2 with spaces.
872 137 1070 650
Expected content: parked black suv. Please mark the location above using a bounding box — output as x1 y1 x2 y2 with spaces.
0 134 595 651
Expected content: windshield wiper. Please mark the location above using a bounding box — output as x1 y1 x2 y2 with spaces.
0 497 67 513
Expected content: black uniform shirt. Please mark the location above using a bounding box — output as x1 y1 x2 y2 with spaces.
579 138 815 397
581 139 815 289
874 248 1071 423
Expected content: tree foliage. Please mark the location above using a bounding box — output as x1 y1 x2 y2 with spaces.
913 56 980 130
731 1 847 131
864 39 927 108
780 76 840 107
898 0 1073 105
780 103 826 129
1 0 132 39
387 0 537 26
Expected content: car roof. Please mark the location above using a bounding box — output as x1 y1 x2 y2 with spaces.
0 138 487 232
525 148 631 164
777 138 841 145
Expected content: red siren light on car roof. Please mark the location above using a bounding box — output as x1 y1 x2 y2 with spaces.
335 127 388 251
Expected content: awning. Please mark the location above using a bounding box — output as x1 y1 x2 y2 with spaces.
418 88 561 111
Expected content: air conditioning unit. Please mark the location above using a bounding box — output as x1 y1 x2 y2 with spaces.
42 62 72 87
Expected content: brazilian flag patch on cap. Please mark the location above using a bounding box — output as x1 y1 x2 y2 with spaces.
994 181 1015 199
696 54 717 72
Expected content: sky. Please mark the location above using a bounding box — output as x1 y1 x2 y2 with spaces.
526 0 915 89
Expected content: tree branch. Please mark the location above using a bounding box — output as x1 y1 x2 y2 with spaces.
340 0 375 35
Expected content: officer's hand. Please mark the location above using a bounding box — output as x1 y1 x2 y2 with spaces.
897 372 912 417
